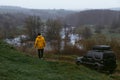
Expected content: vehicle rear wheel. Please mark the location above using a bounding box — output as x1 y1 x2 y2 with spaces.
109 70 114 74
94 64 101 71
76 61 81 65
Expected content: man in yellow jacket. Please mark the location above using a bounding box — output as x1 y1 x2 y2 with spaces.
34 33 46 59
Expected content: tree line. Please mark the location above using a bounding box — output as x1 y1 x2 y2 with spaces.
0 12 120 59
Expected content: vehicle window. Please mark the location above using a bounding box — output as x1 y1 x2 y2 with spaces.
103 53 115 59
94 52 103 59
86 51 93 58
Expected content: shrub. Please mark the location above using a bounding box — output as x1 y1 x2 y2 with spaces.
79 34 120 59
61 45 86 56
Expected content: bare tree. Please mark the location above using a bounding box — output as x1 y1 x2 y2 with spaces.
0 22 18 39
25 16 44 41
81 27 92 39
46 19 62 53
63 24 71 49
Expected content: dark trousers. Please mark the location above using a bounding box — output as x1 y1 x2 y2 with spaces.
38 49 44 58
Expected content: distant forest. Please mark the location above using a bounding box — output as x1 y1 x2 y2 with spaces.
0 6 120 27
65 10 120 26
0 6 120 39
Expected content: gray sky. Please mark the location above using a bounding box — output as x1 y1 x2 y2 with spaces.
0 0 120 10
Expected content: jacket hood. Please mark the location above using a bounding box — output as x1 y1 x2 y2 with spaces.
37 35 42 38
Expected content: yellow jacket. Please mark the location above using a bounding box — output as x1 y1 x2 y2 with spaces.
34 35 46 49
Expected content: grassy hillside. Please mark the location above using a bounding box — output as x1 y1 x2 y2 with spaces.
0 41 119 80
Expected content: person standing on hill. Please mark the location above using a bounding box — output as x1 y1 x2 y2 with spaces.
34 33 46 59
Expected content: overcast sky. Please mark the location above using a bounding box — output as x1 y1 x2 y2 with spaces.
0 0 120 10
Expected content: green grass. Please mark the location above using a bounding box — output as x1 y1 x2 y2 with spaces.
0 41 119 80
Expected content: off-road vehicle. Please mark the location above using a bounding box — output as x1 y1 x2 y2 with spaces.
76 45 117 73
